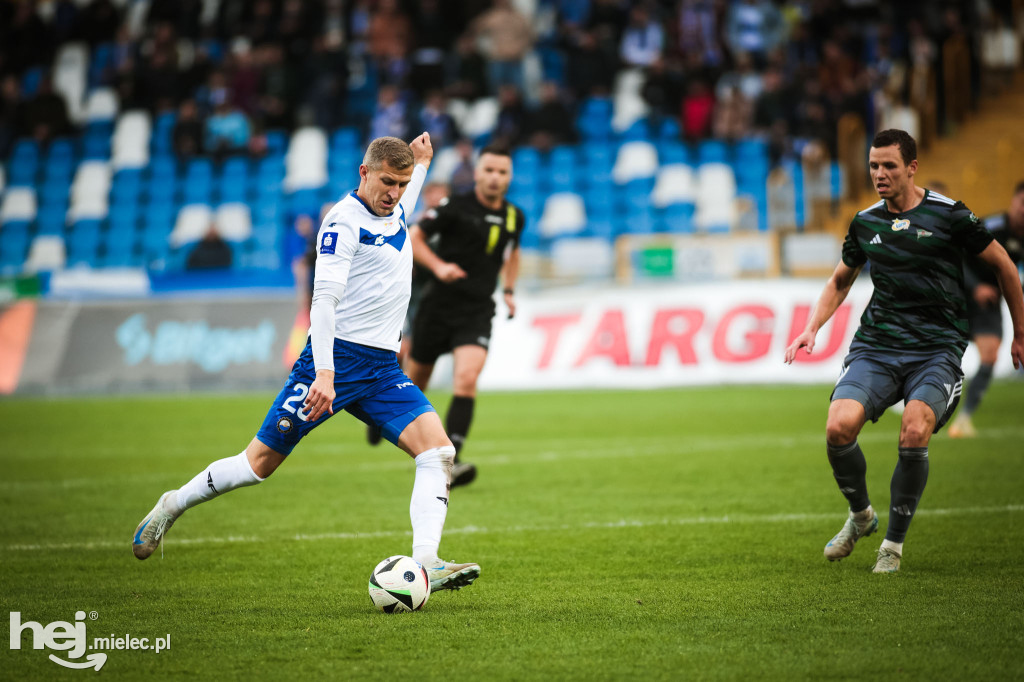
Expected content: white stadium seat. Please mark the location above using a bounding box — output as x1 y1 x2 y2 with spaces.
215 203 253 242
612 141 658 184
24 235 67 273
426 146 462 185
53 43 89 124
170 204 214 247
461 97 499 140
694 162 738 231
284 127 328 191
650 164 696 207
84 88 120 122
68 162 111 219
0 188 38 222
111 110 151 169
539 192 587 238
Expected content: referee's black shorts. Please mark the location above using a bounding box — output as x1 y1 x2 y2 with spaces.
409 297 495 365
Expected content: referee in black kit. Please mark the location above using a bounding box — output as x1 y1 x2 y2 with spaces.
404 145 525 488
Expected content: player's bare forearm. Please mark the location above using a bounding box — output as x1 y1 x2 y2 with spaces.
784 261 860 363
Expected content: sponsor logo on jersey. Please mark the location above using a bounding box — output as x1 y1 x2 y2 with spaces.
320 232 338 254
277 416 294 433
359 227 407 251
891 219 910 231
206 472 218 494
485 215 504 225
395 381 414 389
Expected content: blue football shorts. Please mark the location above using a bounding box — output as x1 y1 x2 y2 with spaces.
256 338 435 455
831 340 964 432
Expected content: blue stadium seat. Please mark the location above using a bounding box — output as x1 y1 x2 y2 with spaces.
66 219 103 267
621 204 656 234
0 226 30 271
88 43 114 88
81 135 110 160
20 67 43 97
620 119 652 143
265 130 288 156
697 139 730 165
111 169 144 205
661 203 695 234
109 204 139 231
548 146 579 192
43 156 75 183
36 206 68 235
576 98 613 140
39 179 69 204
219 177 248 203
331 127 361 153
659 141 691 166
8 157 38 186
658 117 682 141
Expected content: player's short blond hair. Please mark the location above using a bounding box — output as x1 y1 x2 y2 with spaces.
363 137 415 171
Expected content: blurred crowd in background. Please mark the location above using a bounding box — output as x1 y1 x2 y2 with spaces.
2 0 1020 166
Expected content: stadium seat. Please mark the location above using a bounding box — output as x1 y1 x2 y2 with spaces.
538 192 587 239
425 146 461 185
461 97 500 143
612 141 658 184
66 219 103 267
84 88 119 123
611 69 649 134
151 112 177 155
24 235 66 272
285 127 328 191
548 146 579 192
330 127 361 153
265 130 289 156
112 110 151 169
0 188 38 223
215 203 253 242
53 43 89 124
697 139 730 165
69 162 111 220
661 203 696 234
694 162 738 232
0 222 31 269
651 164 696 208
659 140 690 166
36 205 69 235
170 205 214 247
39 179 70 204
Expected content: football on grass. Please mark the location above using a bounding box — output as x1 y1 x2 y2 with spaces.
368 555 430 613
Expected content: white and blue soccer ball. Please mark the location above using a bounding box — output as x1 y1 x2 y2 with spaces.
368 555 430 613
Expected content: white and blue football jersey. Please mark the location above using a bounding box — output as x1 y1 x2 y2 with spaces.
313 165 426 352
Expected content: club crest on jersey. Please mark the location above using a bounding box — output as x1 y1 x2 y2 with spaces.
916 229 933 240
320 232 338 254
277 416 294 433
891 219 910 231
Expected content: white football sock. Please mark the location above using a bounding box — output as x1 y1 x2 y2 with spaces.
410 446 455 565
880 539 903 555
172 452 264 514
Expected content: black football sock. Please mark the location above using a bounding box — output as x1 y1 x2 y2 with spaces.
826 441 870 513
962 363 994 415
886 447 929 543
446 395 475 460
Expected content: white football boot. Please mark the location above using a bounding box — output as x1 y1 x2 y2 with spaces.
132 491 181 560
823 508 878 561
422 559 481 591
872 546 902 573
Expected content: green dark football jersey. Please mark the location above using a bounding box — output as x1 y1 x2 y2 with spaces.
841 190 994 353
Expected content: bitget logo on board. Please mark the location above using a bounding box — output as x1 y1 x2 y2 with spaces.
9 611 171 672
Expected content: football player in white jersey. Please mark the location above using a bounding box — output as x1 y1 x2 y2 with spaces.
132 133 481 593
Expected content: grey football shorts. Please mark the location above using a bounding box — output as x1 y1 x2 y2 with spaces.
831 341 964 432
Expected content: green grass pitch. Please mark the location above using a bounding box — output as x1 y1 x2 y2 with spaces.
2 383 1023 680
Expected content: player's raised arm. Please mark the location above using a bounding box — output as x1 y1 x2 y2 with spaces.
784 261 862 364
399 132 433 217
975 239 1024 369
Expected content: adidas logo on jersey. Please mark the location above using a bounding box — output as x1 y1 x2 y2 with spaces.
870 234 882 245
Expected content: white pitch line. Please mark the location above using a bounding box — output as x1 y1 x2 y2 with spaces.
4 504 1022 553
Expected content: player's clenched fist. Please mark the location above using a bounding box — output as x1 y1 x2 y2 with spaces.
410 132 433 167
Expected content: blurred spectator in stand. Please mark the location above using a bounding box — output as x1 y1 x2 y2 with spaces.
418 90 459 149
724 0 784 64
368 0 413 86
302 36 348 131
136 23 180 112
19 76 73 144
563 25 617 98
3 2 54 75
445 33 489 102
229 40 262 117
369 84 411 141
677 0 724 69
492 84 527 148
471 0 535 94
642 57 684 130
186 224 233 270
449 138 476 194
712 84 753 142
173 99 204 157
410 0 457 96
792 78 836 157
0 76 23 158
680 78 715 142
619 5 665 68
753 65 792 164
525 81 576 150
51 0 80 47
204 93 251 159
147 0 202 41
258 43 294 131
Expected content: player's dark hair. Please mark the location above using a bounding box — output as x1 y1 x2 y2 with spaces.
478 144 512 159
871 129 917 165
1014 180 1024 195
363 136 415 170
